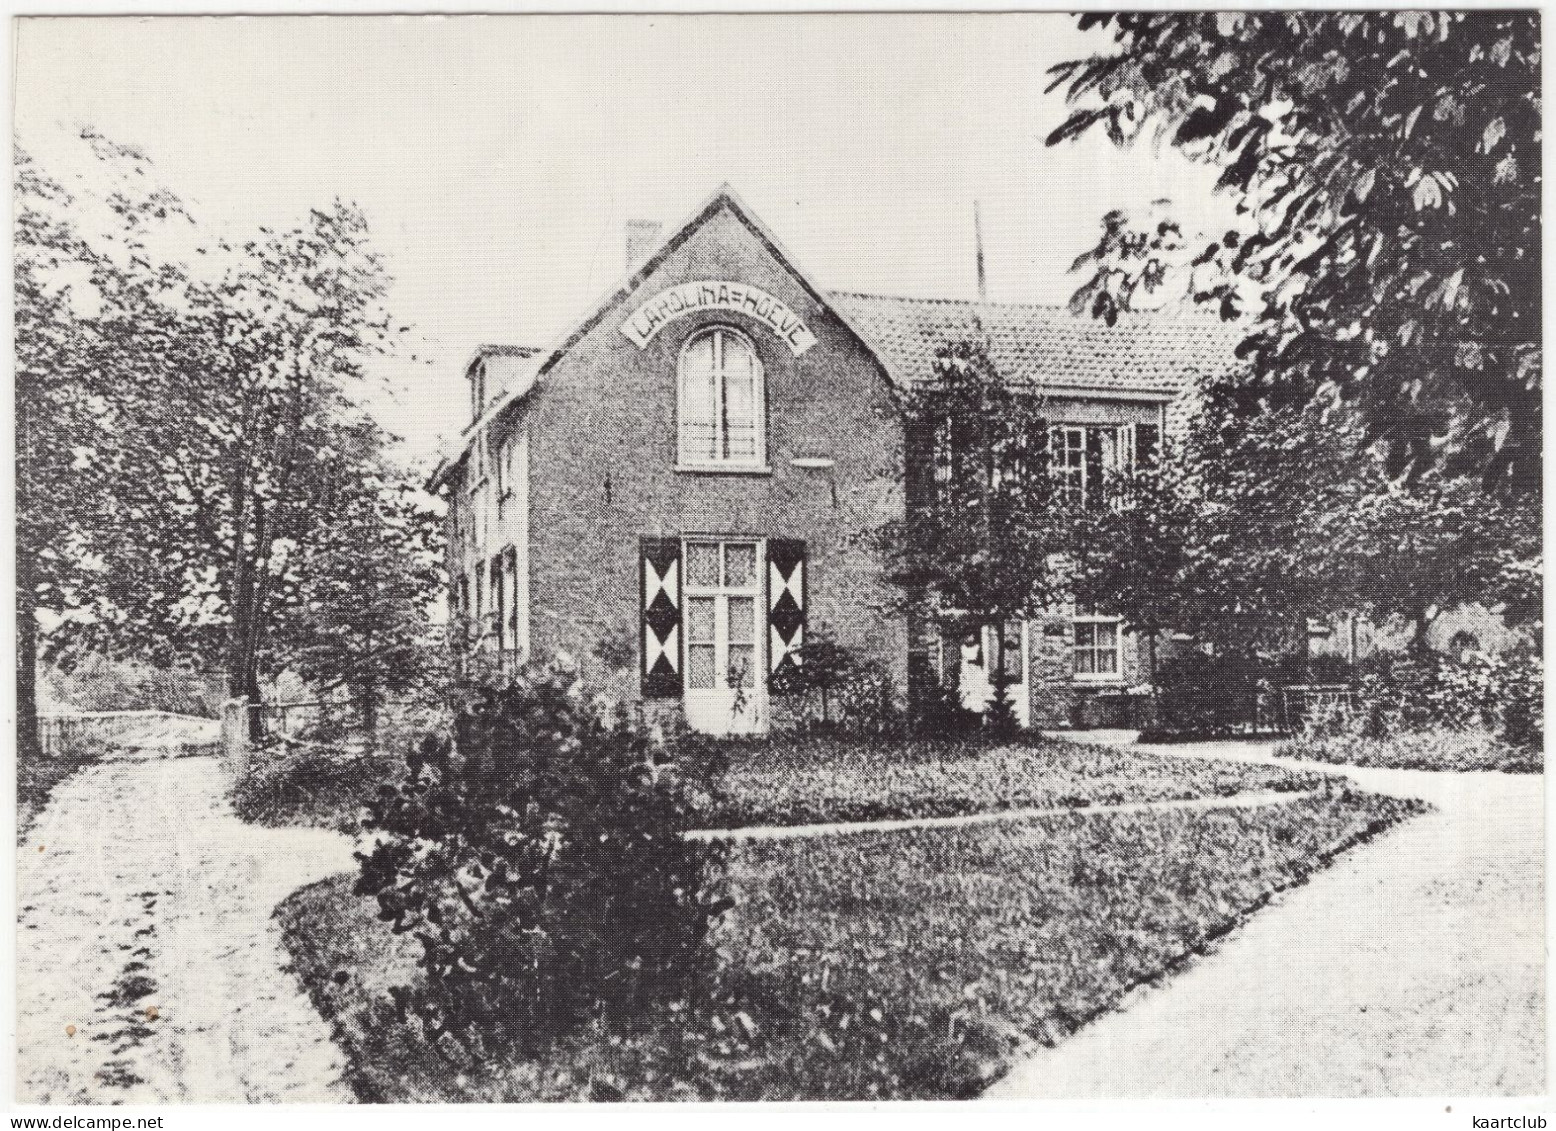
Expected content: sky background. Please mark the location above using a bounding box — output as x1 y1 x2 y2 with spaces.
15 14 1233 468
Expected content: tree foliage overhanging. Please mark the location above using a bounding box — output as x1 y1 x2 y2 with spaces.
1049 11 1541 494
1159 392 1543 649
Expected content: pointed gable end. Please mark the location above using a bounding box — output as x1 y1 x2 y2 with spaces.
462 185 897 441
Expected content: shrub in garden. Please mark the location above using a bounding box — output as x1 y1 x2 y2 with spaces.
1154 649 1267 736
908 666 981 738
1354 646 1543 751
833 659 904 737
1355 650 1473 734
771 629 906 735
354 660 732 1050
1495 647 1543 752
768 629 857 726
1283 644 1544 771
914 684 981 738
234 742 400 833
982 670 1021 736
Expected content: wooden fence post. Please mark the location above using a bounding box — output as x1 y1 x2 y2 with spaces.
221 697 251 784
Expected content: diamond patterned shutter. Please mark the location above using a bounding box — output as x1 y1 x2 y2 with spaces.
641 537 682 698
768 538 806 674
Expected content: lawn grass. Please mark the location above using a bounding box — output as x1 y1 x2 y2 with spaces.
17 737 104 842
277 786 1422 1101
1279 727 1541 774
710 731 1326 828
238 729 1329 836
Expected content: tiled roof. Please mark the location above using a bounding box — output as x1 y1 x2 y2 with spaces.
827 291 1245 398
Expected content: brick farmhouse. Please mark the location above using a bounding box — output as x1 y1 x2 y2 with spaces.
430 186 1239 734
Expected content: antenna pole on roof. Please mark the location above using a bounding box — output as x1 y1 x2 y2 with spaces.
973 200 987 302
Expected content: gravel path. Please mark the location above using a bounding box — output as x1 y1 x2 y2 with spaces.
987 737 1545 1099
17 720 356 1104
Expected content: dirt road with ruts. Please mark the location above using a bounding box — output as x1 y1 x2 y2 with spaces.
17 717 355 1104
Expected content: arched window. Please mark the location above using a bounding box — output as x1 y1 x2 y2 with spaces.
678 327 764 468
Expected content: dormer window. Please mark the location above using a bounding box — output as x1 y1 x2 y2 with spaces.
678 326 765 470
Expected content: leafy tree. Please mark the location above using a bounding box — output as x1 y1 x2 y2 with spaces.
767 626 857 726
273 434 444 747
1343 464 1540 648
141 202 406 724
1050 11 1541 493
1130 388 1541 660
1068 453 1196 687
1174 394 1377 653
16 129 425 743
880 339 1079 633
16 148 87 757
14 136 193 754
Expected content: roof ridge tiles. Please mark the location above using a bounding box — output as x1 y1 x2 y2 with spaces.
827 289 1069 312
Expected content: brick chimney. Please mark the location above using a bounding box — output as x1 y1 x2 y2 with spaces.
626 219 662 271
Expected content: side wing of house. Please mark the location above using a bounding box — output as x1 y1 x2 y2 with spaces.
438 347 543 671
833 291 1239 729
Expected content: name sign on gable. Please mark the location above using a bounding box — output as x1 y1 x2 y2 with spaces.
621 280 818 356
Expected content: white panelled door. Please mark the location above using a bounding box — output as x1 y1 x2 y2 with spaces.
682 539 767 735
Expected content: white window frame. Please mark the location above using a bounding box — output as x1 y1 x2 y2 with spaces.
676 326 768 473
681 539 763 692
1049 423 1141 508
1071 614 1124 683
1049 424 1088 505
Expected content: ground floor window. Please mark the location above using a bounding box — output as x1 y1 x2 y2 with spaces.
684 539 760 690
1073 615 1122 680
